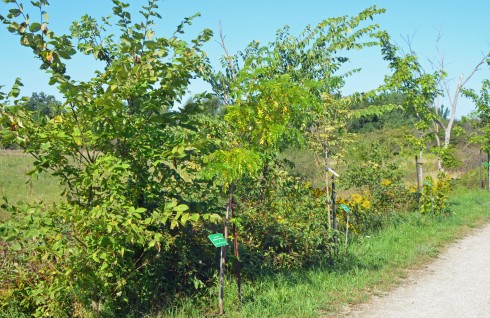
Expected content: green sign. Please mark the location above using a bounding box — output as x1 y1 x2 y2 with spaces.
208 233 229 248
482 162 490 168
340 204 351 213
424 180 433 187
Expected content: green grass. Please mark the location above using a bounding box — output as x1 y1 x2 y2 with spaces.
162 187 490 317
0 150 61 220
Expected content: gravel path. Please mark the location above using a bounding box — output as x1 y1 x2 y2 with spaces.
345 222 490 318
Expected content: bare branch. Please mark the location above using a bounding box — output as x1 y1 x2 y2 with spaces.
218 21 237 80
214 21 239 105
433 117 447 131
460 52 490 88
399 30 418 55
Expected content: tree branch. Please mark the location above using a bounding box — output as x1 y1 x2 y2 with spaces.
461 52 490 88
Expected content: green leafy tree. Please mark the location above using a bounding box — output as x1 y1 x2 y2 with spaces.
209 5 387 228
463 79 490 190
200 9 393 292
380 33 489 173
347 92 413 132
204 36 318 305
1 1 222 315
23 92 63 121
378 31 441 188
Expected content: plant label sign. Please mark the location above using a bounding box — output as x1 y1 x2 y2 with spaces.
340 204 351 213
208 233 229 248
424 180 433 187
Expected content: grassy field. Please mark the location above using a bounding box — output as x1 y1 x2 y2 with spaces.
0 150 61 220
164 188 490 317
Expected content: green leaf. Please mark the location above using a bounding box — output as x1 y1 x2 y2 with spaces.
170 219 178 229
173 204 189 213
180 213 189 225
92 252 100 263
29 22 41 32
57 49 74 59
8 9 21 18
40 142 51 150
190 213 200 222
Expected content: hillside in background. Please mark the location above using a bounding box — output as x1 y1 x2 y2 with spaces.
284 107 486 192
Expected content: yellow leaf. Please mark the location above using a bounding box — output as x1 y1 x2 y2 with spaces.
46 50 53 62
53 115 63 124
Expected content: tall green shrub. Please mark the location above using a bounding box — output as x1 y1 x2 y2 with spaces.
0 1 222 315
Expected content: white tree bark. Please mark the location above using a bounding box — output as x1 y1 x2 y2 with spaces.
434 53 490 152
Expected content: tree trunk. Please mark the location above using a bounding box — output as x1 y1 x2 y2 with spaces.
324 142 331 229
415 155 421 200
229 183 242 304
436 52 490 159
479 149 484 189
434 132 444 172
418 147 424 186
444 83 459 149
219 190 231 316
441 55 489 150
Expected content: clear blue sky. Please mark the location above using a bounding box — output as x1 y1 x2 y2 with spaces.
1 0 489 117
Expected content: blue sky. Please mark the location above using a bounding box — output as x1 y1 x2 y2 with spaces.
1 0 489 117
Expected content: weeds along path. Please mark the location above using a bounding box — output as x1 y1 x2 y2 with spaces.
346 221 490 318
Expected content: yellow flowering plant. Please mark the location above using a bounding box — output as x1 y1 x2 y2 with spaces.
337 191 381 234
420 173 451 215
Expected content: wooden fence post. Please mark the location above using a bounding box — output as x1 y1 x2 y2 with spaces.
487 152 490 191
415 155 420 201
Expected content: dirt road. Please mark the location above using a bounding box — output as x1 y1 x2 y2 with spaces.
345 222 490 318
